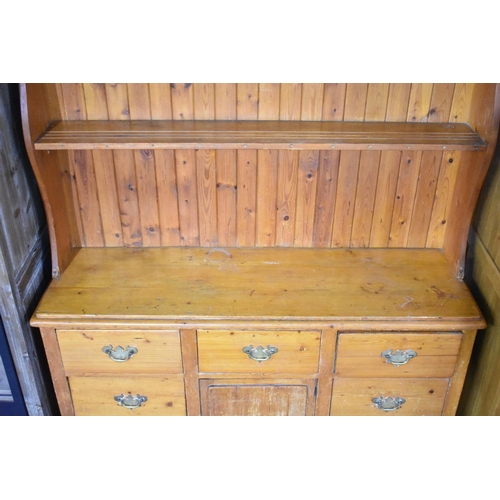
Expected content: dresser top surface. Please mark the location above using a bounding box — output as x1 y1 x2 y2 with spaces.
32 247 483 326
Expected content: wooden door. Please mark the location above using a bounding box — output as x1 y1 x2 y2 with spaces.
200 379 317 416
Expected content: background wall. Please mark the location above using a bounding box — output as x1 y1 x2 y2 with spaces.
460 136 500 415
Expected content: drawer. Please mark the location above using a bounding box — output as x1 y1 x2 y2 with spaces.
330 378 449 416
68 376 186 416
57 330 183 375
335 332 462 378
197 330 321 374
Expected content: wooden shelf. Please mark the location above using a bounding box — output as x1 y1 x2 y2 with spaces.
34 120 487 151
32 247 484 327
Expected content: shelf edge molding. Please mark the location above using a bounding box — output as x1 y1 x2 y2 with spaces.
34 120 487 151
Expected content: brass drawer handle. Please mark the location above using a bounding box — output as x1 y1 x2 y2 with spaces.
372 396 406 412
114 393 148 410
381 349 417 366
102 344 138 362
242 345 278 362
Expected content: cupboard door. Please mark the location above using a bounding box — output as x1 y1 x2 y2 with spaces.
200 379 317 416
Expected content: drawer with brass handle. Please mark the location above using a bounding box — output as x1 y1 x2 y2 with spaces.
57 330 183 375
197 330 321 374
68 376 186 416
330 378 449 416
335 332 462 378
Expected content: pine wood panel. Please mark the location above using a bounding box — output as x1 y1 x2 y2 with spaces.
216 150 237 247
57 330 182 375
196 149 218 246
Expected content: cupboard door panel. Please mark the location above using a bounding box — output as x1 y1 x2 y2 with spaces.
200 379 316 416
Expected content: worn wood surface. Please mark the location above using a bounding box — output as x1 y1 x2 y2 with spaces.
31 247 484 325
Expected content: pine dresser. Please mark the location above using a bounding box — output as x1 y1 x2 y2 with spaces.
21 83 500 416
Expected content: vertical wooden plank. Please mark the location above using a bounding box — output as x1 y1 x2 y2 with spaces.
236 150 257 246
315 330 337 416
113 150 142 246
370 151 402 247
388 151 422 247
407 151 443 247
350 151 381 247
216 150 237 247
180 330 201 416
83 84 123 247
294 150 320 247
155 150 181 246
127 84 152 119
280 84 302 120
256 150 279 246
215 84 237 120
72 150 104 246
237 84 259 119
105 84 130 120
449 83 475 122
193 84 215 120
343 84 368 121
426 151 461 248
82 83 109 119
364 84 390 121
92 151 124 246
60 84 87 120
332 152 360 247
134 149 161 246
385 84 412 121
171 83 195 120
428 84 455 123
312 150 340 247
322 83 346 121
149 84 173 120
175 150 199 245
275 150 299 247
301 84 324 120
406 83 434 122
258 84 280 119
196 149 218 246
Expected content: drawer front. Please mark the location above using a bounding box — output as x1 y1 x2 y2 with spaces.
197 330 321 374
69 376 186 416
57 330 183 375
335 332 462 378
330 378 449 416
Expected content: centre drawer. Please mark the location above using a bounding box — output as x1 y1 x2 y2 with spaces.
197 330 321 374
57 330 183 375
335 332 462 378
